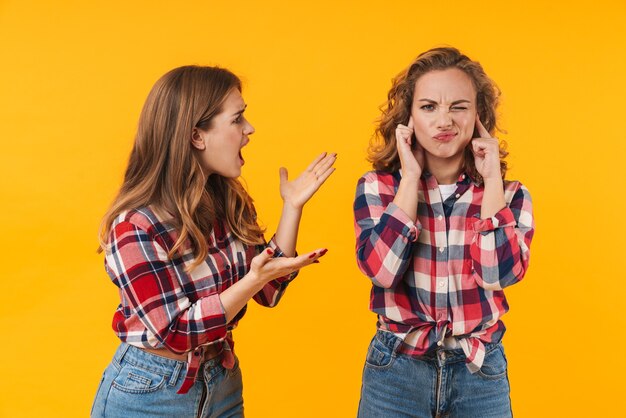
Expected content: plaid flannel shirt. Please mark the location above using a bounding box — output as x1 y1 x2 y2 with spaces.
105 207 296 394
354 170 534 373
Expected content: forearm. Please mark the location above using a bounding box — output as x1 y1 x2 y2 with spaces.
273 203 302 257
392 177 419 222
219 272 266 322
481 178 506 219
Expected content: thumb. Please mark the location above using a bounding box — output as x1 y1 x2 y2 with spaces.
279 167 288 184
252 247 275 269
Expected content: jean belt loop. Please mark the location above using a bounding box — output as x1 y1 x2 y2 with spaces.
114 343 131 367
392 334 403 354
168 359 185 387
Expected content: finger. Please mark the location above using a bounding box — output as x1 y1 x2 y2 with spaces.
408 116 414 129
279 167 288 184
475 114 491 138
312 153 337 174
297 248 328 264
315 166 336 184
306 152 327 172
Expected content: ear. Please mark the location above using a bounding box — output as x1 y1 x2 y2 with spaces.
190 127 206 150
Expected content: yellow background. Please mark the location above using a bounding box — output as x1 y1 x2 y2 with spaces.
1 0 625 416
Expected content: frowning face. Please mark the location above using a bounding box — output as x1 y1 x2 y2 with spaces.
410 68 477 163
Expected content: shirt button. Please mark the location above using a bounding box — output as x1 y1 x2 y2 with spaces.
437 341 443 347
438 281 445 287
437 313 445 320
437 215 443 221
439 247 445 253
455 193 461 198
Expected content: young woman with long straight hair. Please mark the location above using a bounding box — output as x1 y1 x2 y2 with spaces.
91 65 335 417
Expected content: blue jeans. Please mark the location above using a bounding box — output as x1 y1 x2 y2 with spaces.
357 330 512 418
91 343 244 417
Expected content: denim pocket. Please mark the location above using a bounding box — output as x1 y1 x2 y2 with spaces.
475 344 508 381
364 333 397 370
111 363 167 394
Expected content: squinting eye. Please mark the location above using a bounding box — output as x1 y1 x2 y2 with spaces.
233 115 243 124
451 106 468 111
420 104 435 111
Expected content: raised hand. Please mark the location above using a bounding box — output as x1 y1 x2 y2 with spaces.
279 152 337 210
472 115 502 182
395 117 424 177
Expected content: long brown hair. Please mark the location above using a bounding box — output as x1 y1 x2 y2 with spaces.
369 47 508 182
98 66 264 269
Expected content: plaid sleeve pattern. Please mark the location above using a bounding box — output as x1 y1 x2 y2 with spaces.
251 235 298 307
470 185 534 290
354 171 535 375
354 171 421 288
106 217 228 353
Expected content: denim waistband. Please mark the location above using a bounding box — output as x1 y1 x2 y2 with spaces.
374 329 500 365
113 343 223 384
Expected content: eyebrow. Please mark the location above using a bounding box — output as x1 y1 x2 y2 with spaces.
232 104 247 117
417 99 472 105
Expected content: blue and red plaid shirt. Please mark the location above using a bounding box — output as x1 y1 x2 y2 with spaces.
354 170 534 372
105 207 296 394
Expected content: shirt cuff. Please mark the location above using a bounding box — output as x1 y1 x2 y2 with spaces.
472 207 516 234
385 202 420 242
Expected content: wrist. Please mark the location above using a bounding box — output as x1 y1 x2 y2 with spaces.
245 270 267 288
282 200 304 213
482 176 503 187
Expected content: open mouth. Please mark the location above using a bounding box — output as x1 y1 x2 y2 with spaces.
238 150 244 165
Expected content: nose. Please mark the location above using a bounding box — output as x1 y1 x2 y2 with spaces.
244 119 255 135
436 109 453 129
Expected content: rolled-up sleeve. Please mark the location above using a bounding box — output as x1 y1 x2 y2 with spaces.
354 172 421 289
107 220 228 353
469 184 535 290
251 235 297 307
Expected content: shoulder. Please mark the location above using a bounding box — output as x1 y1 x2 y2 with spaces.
356 170 401 192
109 207 178 249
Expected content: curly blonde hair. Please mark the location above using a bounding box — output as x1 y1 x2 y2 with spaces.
369 47 508 182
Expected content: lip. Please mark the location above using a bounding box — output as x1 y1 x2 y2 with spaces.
238 137 249 166
433 132 457 142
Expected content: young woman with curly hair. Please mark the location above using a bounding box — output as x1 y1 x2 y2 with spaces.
354 47 534 417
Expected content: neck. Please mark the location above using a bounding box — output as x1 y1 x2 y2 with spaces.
425 154 464 185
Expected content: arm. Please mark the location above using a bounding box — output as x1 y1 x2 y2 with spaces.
469 116 534 290
108 220 325 353
470 183 535 290
354 172 420 289
107 220 229 353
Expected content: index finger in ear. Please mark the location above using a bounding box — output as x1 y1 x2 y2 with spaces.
408 116 414 129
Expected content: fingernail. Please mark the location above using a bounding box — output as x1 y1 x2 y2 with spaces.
320 248 328 255
313 260 320 264
308 252 317 259
266 248 274 255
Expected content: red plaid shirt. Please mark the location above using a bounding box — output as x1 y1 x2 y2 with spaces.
354 170 534 372
105 207 296 394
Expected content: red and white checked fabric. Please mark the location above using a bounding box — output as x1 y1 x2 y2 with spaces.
354 170 534 372
105 207 296 393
